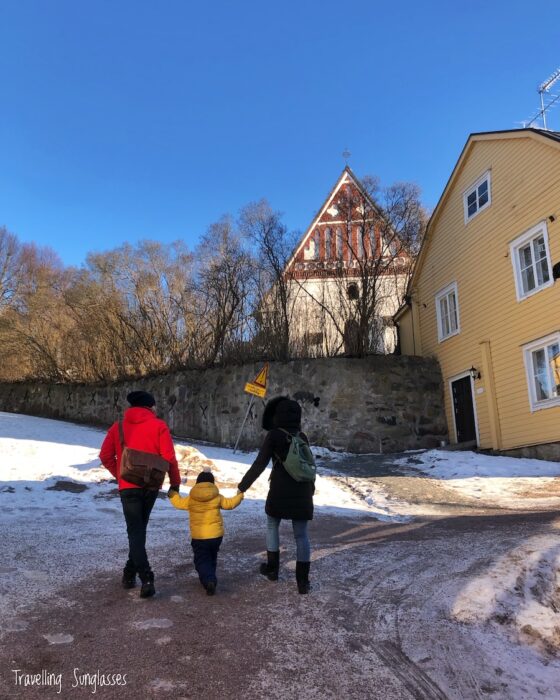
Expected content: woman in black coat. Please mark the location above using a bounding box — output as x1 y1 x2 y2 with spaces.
238 396 314 594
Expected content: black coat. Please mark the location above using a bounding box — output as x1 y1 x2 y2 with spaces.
238 428 315 521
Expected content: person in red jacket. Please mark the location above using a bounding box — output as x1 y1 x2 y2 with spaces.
99 390 181 598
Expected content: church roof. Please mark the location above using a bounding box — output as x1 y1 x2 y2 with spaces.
286 165 379 269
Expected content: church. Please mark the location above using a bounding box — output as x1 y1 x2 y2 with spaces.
284 166 411 356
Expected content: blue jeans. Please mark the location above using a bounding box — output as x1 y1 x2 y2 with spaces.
120 488 158 580
266 515 310 562
191 537 223 586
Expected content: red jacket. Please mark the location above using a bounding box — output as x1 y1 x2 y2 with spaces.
99 407 181 490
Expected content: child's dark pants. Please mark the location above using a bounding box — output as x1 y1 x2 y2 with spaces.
191 537 223 587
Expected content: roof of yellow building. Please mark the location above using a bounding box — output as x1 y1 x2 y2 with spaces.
408 127 560 294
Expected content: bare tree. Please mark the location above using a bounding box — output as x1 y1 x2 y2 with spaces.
0 244 71 381
78 240 197 378
239 200 299 361
0 227 24 310
0 176 427 383
192 217 255 366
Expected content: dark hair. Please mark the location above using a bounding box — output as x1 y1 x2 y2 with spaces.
272 399 302 432
261 396 289 430
196 470 215 484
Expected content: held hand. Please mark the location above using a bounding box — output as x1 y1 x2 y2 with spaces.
167 486 180 498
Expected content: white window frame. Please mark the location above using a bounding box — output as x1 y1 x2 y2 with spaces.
510 221 553 301
435 281 460 342
522 332 560 412
463 170 491 223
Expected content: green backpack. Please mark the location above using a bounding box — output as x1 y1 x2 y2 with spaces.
276 429 317 483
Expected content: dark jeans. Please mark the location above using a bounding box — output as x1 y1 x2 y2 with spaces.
191 537 223 586
120 488 158 581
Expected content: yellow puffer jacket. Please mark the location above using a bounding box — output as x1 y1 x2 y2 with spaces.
169 482 243 539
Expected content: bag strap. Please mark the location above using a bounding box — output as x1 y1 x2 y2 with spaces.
278 427 304 441
274 427 303 468
118 422 126 449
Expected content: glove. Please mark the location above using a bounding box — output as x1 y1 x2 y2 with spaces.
167 486 180 498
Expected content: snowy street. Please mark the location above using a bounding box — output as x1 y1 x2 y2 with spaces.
1 412 560 699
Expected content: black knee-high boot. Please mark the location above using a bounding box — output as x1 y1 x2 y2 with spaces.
295 561 310 594
259 550 279 581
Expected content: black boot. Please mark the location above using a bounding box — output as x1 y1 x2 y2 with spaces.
295 561 310 594
139 571 155 598
259 550 279 581
122 564 136 589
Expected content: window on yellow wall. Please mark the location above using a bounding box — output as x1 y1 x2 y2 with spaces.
523 333 560 411
463 170 491 223
510 221 553 301
435 282 460 342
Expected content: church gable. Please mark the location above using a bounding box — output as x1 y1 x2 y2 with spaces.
286 166 385 279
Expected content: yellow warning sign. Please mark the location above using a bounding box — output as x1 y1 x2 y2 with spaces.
244 363 269 398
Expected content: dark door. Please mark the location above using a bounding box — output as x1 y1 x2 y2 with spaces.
451 376 477 443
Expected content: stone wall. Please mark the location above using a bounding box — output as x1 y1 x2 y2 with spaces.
0 356 448 453
497 442 560 462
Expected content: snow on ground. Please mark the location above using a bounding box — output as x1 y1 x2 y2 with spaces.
397 448 560 509
0 411 393 638
2 410 560 673
452 530 560 655
185 443 411 522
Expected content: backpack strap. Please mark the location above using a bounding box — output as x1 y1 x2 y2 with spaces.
277 427 292 441
118 422 126 449
273 428 298 469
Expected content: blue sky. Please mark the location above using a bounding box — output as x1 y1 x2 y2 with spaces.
1 1 560 266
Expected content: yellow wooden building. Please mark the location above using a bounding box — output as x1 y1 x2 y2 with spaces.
396 128 560 457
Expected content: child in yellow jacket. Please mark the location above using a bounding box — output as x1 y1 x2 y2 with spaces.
168 468 243 595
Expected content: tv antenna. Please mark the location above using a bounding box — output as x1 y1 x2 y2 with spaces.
525 67 560 129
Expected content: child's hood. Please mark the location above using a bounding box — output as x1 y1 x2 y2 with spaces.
191 481 219 502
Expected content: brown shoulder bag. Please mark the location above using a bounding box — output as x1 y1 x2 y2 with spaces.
118 423 170 490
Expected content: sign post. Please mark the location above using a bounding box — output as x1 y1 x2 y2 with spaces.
233 363 269 453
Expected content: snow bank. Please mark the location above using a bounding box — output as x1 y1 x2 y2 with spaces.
398 449 560 509
453 531 560 655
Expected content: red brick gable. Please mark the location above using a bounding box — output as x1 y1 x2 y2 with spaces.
286 167 409 280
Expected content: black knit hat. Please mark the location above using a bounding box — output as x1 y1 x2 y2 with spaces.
127 390 155 408
196 469 215 484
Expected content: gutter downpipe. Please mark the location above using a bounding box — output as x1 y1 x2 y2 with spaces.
479 340 502 450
